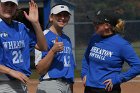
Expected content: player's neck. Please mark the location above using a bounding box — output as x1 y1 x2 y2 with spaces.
50 25 63 36
2 17 12 24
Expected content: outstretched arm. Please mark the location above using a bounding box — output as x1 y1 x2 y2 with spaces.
24 0 47 51
0 65 29 84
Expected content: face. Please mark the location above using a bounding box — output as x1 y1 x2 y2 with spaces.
0 2 17 20
93 22 112 36
94 22 106 35
50 11 70 28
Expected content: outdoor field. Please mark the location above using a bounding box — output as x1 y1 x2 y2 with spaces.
73 77 140 93
27 76 140 93
29 70 140 93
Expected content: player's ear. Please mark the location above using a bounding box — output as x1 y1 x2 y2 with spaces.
49 15 53 22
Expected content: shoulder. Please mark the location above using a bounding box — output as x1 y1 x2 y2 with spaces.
43 29 50 35
13 20 24 25
13 20 29 30
63 33 71 40
89 33 102 44
109 34 131 49
43 29 56 43
113 34 130 45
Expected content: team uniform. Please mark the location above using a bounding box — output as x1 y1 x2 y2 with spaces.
0 18 36 93
81 34 140 93
35 29 75 93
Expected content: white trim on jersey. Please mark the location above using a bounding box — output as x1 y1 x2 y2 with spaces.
42 73 50 79
0 18 2 22
35 29 50 79
35 49 50 79
35 49 42 65
43 29 49 35
35 29 49 65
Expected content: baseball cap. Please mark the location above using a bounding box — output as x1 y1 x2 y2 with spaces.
51 4 71 15
89 9 120 26
1 0 18 5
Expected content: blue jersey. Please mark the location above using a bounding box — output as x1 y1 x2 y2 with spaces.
35 30 75 83
81 34 140 88
0 18 36 77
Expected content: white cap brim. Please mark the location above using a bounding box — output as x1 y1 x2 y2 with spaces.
1 0 18 5
51 5 71 15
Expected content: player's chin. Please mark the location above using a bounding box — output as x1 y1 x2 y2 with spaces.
58 24 67 27
3 14 13 19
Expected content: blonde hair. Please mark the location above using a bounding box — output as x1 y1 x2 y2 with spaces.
113 19 125 33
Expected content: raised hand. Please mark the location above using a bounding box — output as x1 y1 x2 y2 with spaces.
24 0 38 23
51 37 64 53
8 70 29 84
103 79 113 92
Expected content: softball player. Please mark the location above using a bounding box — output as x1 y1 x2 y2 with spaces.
81 9 140 93
35 4 75 93
0 0 47 93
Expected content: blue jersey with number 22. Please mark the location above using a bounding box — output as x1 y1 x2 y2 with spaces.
0 18 36 77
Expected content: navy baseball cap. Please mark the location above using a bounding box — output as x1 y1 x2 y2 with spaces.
89 9 120 26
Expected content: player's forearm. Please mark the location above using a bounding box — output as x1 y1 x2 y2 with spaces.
0 65 11 74
36 49 55 75
32 21 47 51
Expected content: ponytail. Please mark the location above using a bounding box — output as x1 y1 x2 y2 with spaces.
114 19 125 33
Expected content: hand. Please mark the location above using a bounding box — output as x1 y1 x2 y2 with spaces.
24 0 39 23
82 76 86 86
8 70 29 84
103 79 113 92
51 37 64 53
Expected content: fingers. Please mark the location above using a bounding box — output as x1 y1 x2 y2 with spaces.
103 79 110 84
56 42 64 51
21 74 29 84
23 11 28 19
104 82 113 91
52 37 64 52
9 70 29 84
16 72 29 84
82 76 86 86
55 37 58 43
29 0 38 9
103 79 113 92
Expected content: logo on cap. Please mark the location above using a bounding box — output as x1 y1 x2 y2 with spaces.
61 6 64 8
97 10 101 15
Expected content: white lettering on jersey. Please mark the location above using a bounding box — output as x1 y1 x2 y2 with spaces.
3 40 25 49
58 46 72 67
89 46 113 60
59 46 71 54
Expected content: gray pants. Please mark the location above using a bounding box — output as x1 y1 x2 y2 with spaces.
0 80 27 93
37 79 72 93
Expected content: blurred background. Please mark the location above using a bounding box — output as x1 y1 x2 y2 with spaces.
16 0 140 78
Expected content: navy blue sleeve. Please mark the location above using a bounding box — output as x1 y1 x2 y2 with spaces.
0 40 3 64
81 38 93 79
112 43 140 85
26 28 37 51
